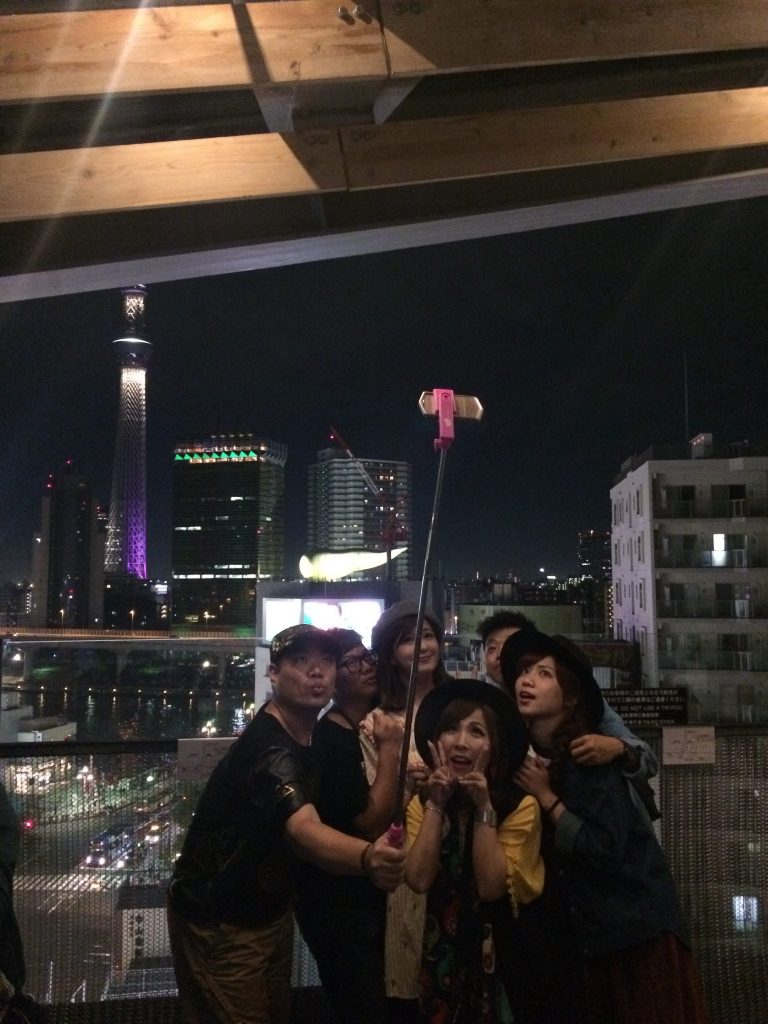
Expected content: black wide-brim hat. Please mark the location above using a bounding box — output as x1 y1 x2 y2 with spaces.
500 630 604 730
414 679 529 774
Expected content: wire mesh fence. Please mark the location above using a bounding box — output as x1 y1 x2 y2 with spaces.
0 730 765 1023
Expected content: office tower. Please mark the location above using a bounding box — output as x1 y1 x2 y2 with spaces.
578 528 612 635
611 433 768 723
0 580 33 628
105 285 152 580
30 462 105 628
171 435 287 627
578 529 611 579
307 448 412 581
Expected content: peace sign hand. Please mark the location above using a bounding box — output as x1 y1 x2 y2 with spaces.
457 744 492 809
425 739 455 810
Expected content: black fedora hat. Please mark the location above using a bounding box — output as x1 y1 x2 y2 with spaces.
414 679 529 774
500 630 604 730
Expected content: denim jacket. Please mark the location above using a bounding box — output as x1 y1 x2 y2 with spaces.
548 759 687 959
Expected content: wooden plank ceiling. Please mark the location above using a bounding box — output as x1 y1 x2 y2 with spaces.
2 0 768 300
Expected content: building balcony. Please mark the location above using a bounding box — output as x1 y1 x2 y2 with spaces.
654 550 767 570
653 498 768 520
658 652 768 672
656 600 768 619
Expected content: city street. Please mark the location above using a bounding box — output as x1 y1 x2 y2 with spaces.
14 810 179 1004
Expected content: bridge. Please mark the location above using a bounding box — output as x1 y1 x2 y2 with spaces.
2 629 264 689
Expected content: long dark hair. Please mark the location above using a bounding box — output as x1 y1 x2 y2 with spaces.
376 614 448 711
516 650 591 783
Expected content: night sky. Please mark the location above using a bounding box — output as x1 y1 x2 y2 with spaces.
2 197 767 585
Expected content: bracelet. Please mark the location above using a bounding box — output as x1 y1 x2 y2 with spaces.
544 797 562 816
360 843 372 874
474 808 497 827
424 802 444 816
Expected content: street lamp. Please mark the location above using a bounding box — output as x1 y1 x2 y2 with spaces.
203 611 211 628
129 608 135 631
59 608 65 629
201 720 217 737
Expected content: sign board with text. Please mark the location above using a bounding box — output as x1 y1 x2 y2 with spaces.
177 737 237 781
604 687 687 728
662 727 716 765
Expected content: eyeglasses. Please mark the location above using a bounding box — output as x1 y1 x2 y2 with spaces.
339 652 377 673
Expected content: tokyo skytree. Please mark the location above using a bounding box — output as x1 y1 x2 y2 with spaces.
104 285 152 579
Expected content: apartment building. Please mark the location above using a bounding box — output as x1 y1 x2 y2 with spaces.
611 434 768 723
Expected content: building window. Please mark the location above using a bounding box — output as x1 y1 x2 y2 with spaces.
732 895 760 932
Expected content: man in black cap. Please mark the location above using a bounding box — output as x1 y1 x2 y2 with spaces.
168 624 405 1024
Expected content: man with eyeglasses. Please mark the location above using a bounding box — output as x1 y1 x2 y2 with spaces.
296 629 403 1024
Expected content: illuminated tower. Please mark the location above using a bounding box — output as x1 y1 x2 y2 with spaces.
105 285 152 579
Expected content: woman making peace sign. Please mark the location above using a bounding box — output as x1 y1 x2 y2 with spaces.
405 680 544 1024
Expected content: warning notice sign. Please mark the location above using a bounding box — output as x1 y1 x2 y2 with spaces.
604 688 687 728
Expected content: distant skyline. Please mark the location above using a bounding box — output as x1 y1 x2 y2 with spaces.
2 196 767 585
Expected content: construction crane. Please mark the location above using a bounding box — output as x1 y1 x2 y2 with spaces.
328 425 380 498
328 425 408 579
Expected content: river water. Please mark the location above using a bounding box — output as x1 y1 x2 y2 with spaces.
13 686 259 742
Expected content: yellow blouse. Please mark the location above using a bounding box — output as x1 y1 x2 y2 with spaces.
406 793 544 914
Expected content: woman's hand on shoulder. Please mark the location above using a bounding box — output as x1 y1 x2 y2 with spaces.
513 754 556 806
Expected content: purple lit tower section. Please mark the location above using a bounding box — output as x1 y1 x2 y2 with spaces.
105 285 152 579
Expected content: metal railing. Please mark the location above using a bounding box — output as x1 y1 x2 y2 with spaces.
0 731 766 1024
658 651 768 672
656 600 768 619
654 550 767 570
652 499 768 520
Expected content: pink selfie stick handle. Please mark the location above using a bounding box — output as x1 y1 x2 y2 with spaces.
387 823 404 849
433 389 455 451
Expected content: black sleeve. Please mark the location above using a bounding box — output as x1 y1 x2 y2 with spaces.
248 746 314 828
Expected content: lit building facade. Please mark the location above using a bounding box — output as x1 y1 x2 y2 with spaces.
171 435 287 627
105 285 152 580
307 448 412 581
611 433 768 723
30 462 105 628
578 528 613 635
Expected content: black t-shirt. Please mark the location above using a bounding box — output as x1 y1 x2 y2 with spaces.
296 712 383 908
169 705 314 927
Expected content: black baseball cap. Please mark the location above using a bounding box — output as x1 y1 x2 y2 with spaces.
269 624 342 664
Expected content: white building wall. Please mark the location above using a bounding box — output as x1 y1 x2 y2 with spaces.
611 446 768 723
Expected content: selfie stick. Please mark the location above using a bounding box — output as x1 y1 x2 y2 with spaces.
387 390 483 847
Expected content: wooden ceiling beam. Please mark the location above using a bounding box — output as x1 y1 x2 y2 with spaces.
0 1 387 104
4 86 766 222
341 86 768 189
0 129 346 222
382 0 768 77
2 0 767 105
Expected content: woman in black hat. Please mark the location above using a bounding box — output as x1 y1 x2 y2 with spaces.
502 630 708 1024
405 679 544 1024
